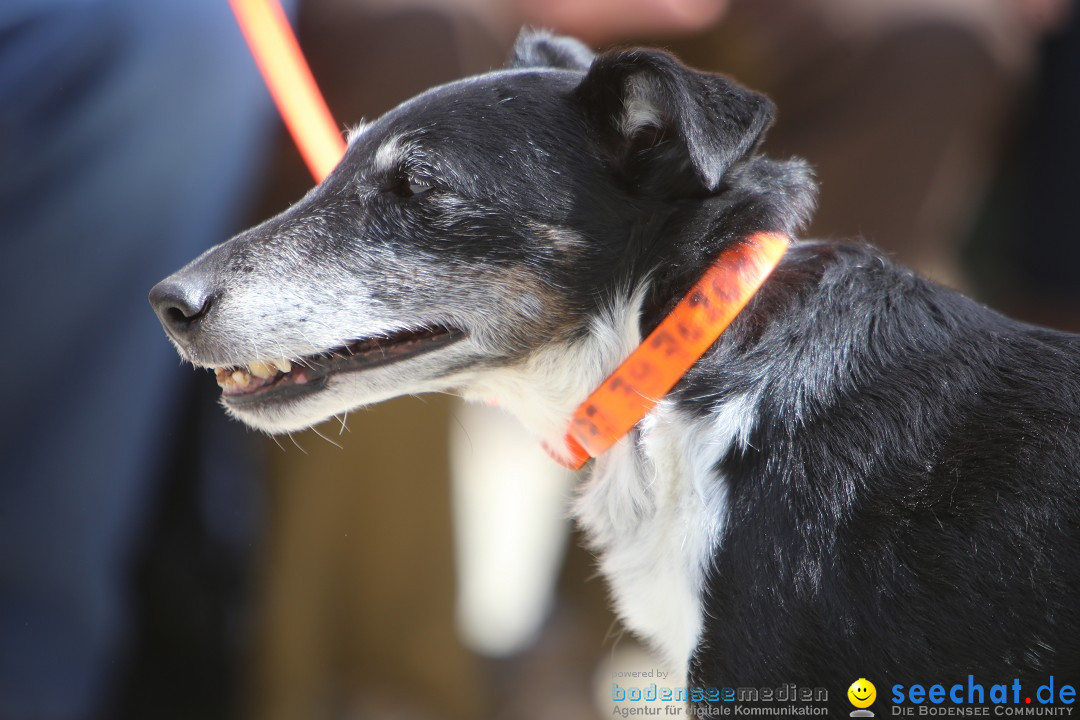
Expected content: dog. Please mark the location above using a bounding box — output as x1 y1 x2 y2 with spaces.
150 30 1080 713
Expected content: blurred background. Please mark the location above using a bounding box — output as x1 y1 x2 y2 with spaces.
1 0 1076 718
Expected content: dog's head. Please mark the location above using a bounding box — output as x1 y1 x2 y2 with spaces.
149 30 813 434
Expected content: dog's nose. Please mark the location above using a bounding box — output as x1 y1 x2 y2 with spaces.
149 276 215 337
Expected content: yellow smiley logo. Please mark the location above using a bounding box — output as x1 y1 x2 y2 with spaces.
848 678 876 708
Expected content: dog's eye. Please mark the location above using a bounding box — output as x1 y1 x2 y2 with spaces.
389 177 434 198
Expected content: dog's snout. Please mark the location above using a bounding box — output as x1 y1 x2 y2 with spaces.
149 276 215 337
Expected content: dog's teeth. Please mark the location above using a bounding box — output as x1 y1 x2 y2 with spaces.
272 359 292 373
248 361 275 379
231 369 250 385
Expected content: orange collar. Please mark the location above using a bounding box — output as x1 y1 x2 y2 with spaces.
548 231 790 470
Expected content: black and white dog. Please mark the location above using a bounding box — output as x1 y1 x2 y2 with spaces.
150 30 1080 712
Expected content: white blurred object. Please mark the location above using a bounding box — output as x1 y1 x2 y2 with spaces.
450 401 576 656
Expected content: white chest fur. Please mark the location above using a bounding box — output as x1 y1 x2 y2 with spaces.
573 395 756 680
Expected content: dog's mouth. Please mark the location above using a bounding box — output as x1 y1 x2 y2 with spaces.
209 325 464 406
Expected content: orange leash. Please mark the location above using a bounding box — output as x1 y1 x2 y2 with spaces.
553 232 790 470
229 0 345 182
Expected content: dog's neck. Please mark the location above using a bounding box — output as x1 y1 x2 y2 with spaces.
554 232 790 468
463 282 649 455
464 233 790 465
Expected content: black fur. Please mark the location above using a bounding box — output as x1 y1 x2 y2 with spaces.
681 240 1080 711
524 31 1079 707
574 47 775 194
509 28 593 72
152 29 1080 713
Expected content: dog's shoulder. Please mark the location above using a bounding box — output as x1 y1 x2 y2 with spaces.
671 239 1080 687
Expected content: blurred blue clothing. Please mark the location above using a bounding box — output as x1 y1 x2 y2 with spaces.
0 1 278 717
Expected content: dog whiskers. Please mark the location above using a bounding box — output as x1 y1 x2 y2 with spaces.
287 432 308 454
311 425 343 449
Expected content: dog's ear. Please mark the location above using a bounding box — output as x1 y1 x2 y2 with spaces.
509 28 595 71
575 48 774 194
